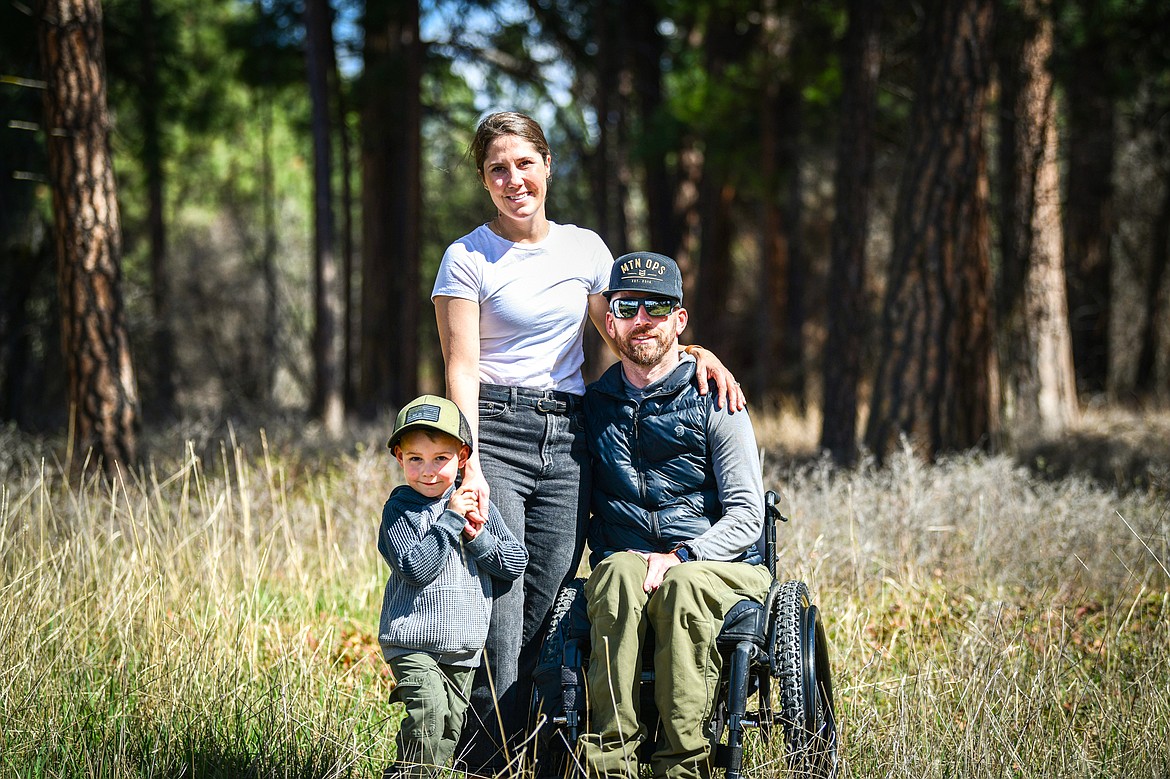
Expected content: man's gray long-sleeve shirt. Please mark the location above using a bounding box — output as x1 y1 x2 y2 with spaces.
619 356 764 561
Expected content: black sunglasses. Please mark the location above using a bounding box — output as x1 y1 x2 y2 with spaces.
609 297 680 319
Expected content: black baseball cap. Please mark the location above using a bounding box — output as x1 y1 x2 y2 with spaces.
604 251 683 302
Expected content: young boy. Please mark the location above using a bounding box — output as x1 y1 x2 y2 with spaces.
378 395 528 779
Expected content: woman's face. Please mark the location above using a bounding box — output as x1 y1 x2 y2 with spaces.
481 134 551 224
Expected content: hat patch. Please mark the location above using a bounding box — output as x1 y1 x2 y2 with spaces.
618 255 669 283
404 404 441 424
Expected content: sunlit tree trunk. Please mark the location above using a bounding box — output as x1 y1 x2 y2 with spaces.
38 0 140 470
304 0 344 435
822 0 881 466
864 0 996 463
996 0 1077 440
359 0 420 413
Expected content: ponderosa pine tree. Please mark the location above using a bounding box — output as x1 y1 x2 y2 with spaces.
821 0 882 466
864 0 996 462
37 0 141 470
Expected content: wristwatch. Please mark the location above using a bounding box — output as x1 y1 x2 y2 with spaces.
672 544 694 563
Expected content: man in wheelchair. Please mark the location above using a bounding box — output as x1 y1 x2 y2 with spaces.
576 252 775 779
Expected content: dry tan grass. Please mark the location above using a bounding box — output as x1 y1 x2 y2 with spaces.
1 409 1167 778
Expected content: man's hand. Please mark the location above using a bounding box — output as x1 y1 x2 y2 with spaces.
638 550 683 593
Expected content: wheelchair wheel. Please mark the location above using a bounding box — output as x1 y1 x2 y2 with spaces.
770 580 838 778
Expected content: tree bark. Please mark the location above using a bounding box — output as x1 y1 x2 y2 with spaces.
359 0 420 413
1063 7 1114 397
304 0 344 435
996 0 1077 440
38 0 140 470
821 0 881 466
864 0 996 463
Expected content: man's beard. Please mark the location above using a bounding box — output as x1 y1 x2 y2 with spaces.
617 324 675 367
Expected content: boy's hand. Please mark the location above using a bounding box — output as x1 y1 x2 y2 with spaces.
448 486 478 518
451 487 485 539
462 505 486 540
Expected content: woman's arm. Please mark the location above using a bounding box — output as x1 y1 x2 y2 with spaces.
685 345 746 411
434 296 489 501
587 292 620 357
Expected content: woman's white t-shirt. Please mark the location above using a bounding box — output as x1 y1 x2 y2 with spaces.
432 222 613 396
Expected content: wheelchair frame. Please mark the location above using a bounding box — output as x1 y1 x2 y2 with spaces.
530 490 838 779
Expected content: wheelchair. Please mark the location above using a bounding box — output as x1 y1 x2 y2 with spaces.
530 491 838 779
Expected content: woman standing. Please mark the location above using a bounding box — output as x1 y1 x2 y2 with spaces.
432 111 743 773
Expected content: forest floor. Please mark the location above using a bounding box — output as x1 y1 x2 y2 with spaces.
0 405 1166 777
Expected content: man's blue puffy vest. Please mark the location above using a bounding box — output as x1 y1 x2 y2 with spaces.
584 360 725 561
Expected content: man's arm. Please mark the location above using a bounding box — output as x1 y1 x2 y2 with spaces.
641 394 764 592
686 397 765 561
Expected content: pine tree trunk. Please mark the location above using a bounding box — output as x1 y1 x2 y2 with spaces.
996 0 1078 440
822 0 881 466
693 10 744 360
1134 168 1169 397
359 0 420 413
138 0 175 418
304 0 344 435
628 0 674 258
1063 12 1114 397
333 59 355 410
864 0 995 463
38 0 140 471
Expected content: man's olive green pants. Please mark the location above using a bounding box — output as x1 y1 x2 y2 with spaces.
578 552 772 779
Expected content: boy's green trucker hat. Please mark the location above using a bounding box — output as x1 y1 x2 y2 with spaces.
387 394 474 452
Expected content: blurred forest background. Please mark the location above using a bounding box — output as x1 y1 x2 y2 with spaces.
2 0 1169 472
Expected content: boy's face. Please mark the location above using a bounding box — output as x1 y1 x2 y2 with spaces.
394 430 469 498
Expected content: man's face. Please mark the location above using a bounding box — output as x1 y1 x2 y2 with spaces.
607 293 687 368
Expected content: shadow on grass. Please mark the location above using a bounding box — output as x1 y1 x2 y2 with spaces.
1017 422 1170 496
